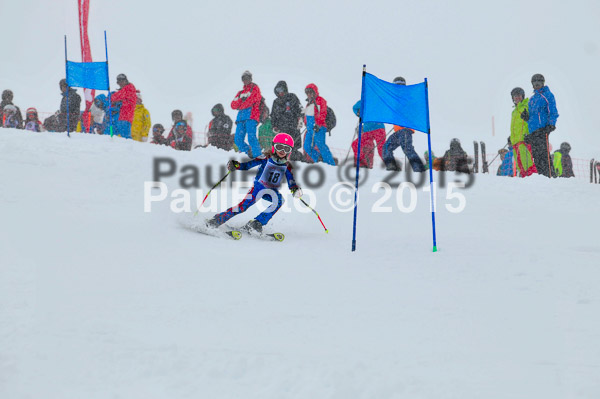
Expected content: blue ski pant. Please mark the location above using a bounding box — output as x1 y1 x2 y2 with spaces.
115 120 132 139
214 181 284 226
234 119 261 157
383 130 425 172
304 119 335 165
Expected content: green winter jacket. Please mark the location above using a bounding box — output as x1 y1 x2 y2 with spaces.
553 151 563 176
510 98 535 176
258 118 275 152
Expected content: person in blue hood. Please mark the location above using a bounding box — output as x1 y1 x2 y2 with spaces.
521 74 559 177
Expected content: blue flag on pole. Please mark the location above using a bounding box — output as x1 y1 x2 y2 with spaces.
361 73 429 133
66 61 109 90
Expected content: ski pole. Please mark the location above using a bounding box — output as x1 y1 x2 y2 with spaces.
545 133 552 177
194 170 231 216
343 122 359 164
298 197 328 233
486 142 509 167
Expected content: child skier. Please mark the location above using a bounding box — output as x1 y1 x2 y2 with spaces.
206 133 302 234
24 108 43 132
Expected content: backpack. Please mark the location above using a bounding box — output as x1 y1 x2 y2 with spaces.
258 96 269 124
325 106 336 132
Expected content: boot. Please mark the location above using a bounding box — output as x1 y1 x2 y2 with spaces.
385 160 399 171
205 217 220 229
244 219 263 234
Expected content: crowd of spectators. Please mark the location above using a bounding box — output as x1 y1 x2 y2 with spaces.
2 71 577 177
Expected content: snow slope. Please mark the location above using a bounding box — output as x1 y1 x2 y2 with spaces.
1 129 599 398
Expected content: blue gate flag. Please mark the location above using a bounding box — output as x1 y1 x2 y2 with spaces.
66 61 109 90
361 73 429 133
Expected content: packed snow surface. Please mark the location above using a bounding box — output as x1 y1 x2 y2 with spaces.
1 129 599 398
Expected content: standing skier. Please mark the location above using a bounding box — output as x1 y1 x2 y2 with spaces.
509 87 536 177
206 133 302 233
522 74 559 177
303 84 336 165
231 70 263 158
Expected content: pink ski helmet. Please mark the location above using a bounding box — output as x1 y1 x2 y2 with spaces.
272 133 294 156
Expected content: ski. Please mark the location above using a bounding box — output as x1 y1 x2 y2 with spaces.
480 141 489 173
183 219 243 240
241 228 285 242
196 227 242 240
595 160 599 184
473 141 479 173
591 158 595 183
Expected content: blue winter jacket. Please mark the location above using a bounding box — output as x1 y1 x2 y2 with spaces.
497 151 514 176
353 101 385 132
528 86 558 133
96 94 121 127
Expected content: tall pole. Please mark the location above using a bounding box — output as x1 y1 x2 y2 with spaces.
425 78 438 252
64 35 70 138
352 65 367 252
104 31 113 137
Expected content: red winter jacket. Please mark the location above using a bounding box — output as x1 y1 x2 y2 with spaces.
305 83 327 127
111 83 137 122
231 82 261 122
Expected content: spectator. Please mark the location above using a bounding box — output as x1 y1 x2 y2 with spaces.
43 79 81 132
89 96 106 134
110 74 137 139
303 83 336 165
151 123 166 145
165 120 192 151
23 108 43 132
207 103 234 151
131 90 151 142
1 90 23 129
509 87 537 177
271 80 303 160
553 142 574 178
352 100 386 169
231 70 262 158
497 143 515 176
521 74 559 177
166 109 193 142
59 79 81 132
258 102 275 152
92 93 120 135
423 150 437 171
442 138 470 173
2 105 21 128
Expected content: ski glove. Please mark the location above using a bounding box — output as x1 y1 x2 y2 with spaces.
547 125 556 133
227 160 240 171
520 109 529 122
291 187 303 198
313 125 320 132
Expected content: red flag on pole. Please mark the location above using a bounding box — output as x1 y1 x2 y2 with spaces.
78 0 95 125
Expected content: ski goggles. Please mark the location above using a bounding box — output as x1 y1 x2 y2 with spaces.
274 143 292 154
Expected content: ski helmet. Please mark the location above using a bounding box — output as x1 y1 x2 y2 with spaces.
510 87 525 99
531 74 545 84
393 76 406 85
560 142 571 153
152 123 165 134
3 104 16 114
26 107 38 118
175 120 187 134
272 133 294 157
